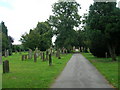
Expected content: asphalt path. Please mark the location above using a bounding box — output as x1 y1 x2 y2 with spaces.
51 53 113 88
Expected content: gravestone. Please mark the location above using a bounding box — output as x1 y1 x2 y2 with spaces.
25 55 27 60
4 49 7 57
40 52 42 59
35 48 39 57
6 50 9 56
34 52 37 62
105 52 108 58
19 49 21 54
58 49 61 59
3 60 9 73
49 53 52 66
22 55 25 61
42 52 45 61
15 50 18 53
28 49 32 59
65 49 67 54
46 50 49 60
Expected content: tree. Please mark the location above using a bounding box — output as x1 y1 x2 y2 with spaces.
1 21 14 56
86 2 120 60
20 21 53 51
48 0 81 52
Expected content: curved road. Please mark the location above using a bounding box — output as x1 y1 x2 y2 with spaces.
51 54 113 88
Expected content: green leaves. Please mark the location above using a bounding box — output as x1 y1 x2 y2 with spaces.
20 22 53 51
49 1 81 51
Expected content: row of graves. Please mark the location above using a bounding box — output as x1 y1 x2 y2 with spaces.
2 47 68 74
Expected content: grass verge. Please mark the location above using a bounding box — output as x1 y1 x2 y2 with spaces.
2 52 72 88
82 53 119 88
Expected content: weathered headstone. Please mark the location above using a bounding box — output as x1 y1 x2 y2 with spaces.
6 50 9 57
28 49 32 59
58 49 61 59
22 55 24 60
46 50 49 60
4 49 7 57
40 52 42 59
42 52 45 61
49 53 52 66
34 52 37 62
25 55 28 60
3 60 9 73
105 52 108 58
35 48 39 57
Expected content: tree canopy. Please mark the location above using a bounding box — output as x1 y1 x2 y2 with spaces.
48 1 81 52
20 21 53 51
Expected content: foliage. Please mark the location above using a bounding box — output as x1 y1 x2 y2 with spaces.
85 2 120 59
1 21 14 55
49 1 81 52
20 21 53 51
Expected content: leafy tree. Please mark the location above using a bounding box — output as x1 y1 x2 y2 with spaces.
48 0 81 52
20 21 53 51
1 21 14 55
86 2 120 60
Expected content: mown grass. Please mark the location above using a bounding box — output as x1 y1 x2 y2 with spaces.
2 52 72 88
82 53 119 88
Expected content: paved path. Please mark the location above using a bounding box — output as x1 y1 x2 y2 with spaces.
51 54 113 88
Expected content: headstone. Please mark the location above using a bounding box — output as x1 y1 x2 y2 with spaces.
35 48 39 57
42 52 45 61
28 49 32 59
22 55 25 61
105 52 108 58
40 52 42 59
4 49 7 57
65 49 67 54
34 52 37 62
25 55 27 60
15 50 18 53
46 50 49 60
19 49 21 54
49 53 52 66
58 49 61 59
3 60 9 73
6 50 9 56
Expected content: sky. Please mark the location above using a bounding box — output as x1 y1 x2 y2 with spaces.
0 0 119 44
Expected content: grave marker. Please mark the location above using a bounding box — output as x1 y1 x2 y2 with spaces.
49 53 52 66
34 52 37 62
3 60 9 73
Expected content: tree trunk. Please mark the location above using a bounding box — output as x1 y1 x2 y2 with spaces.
108 45 116 61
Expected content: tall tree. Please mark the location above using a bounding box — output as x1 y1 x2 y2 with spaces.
20 21 53 51
86 2 120 60
1 21 14 55
48 0 81 52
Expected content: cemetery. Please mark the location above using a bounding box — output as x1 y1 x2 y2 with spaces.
0 0 120 89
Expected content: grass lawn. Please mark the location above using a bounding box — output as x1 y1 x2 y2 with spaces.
2 52 72 88
82 53 119 88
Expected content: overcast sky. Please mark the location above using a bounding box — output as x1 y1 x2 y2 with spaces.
0 0 119 44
